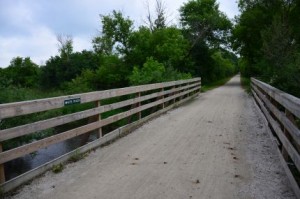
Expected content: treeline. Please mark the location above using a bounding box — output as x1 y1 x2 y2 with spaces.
0 0 238 104
233 0 300 97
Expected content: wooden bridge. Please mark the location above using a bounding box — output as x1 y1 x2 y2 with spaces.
0 76 299 198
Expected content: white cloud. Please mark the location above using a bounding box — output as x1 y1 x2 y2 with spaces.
73 36 93 52
218 0 240 19
2 1 34 26
0 0 239 68
0 26 57 67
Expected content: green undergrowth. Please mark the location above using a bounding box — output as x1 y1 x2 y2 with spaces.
52 163 64 173
240 76 251 93
68 149 88 163
201 76 233 92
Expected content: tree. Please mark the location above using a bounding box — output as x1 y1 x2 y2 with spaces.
126 26 192 73
129 57 165 85
65 55 130 91
179 0 234 82
40 50 101 89
180 0 232 50
145 0 168 32
232 1 279 72
129 57 191 85
57 34 73 60
4 57 40 88
92 10 134 55
233 0 300 96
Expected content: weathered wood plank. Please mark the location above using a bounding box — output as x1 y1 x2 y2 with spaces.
0 82 200 141
252 89 300 172
0 90 199 193
95 101 102 138
0 144 5 184
252 84 300 147
0 78 200 119
251 78 300 118
276 147 300 199
0 87 199 164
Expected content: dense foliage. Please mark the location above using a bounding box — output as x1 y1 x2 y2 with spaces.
0 0 237 105
0 0 239 152
233 0 300 97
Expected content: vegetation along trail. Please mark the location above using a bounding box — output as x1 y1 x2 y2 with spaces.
7 75 295 199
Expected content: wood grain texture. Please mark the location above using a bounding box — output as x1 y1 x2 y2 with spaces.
0 87 200 164
252 89 300 172
251 78 300 118
0 91 199 192
0 78 200 119
252 85 300 147
0 82 200 141
277 147 300 199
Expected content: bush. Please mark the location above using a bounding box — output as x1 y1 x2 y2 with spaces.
129 57 192 85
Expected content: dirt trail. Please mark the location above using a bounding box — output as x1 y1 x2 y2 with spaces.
7 75 295 199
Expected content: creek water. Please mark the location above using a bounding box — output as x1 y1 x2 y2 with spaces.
4 134 97 181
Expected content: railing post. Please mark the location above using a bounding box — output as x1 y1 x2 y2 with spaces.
172 86 176 104
96 100 102 138
137 92 141 120
179 84 183 101
161 88 165 109
282 109 295 161
0 143 5 184
199 79 201 94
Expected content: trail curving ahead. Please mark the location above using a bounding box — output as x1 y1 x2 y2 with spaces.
8 75 295 199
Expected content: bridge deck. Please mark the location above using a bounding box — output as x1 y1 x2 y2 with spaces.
8 76 295 199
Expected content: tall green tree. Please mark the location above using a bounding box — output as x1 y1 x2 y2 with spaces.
180 0 232 50
233 0 300 96
126 26 192 72
92 10 134 56
145 0 167 31
57 34 73 60
40 50 101 89
179 0 234 82
4 57 40 88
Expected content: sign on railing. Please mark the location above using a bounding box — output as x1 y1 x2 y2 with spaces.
0 78 201 192
64 98 81 106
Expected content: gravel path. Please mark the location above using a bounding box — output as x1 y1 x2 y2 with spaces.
7 75 295 199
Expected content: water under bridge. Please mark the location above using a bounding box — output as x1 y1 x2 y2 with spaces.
0 75 300 198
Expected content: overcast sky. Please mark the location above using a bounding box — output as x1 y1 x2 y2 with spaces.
0 0 239 68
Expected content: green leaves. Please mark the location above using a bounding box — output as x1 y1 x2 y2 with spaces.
129 57 166 85
4 57 40 88
180 0 232 48
126 27 191 72
92 10 133 55
129 57 192 85
233 0 300 97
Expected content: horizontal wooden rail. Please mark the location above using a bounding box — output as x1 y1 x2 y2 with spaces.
252 78 300 118
0 82 200 141
251 78 300 198
0 78 200 119
0 78 201 191
0 87 199 164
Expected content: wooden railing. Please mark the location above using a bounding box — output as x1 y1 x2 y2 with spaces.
0 78 201 192
251 78 300 198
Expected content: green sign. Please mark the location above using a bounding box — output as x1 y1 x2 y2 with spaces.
64 98 81 106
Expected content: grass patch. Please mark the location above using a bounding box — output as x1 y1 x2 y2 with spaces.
52 163 64 173
240 76 251 93
68 149 87 163
201 76 232 92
